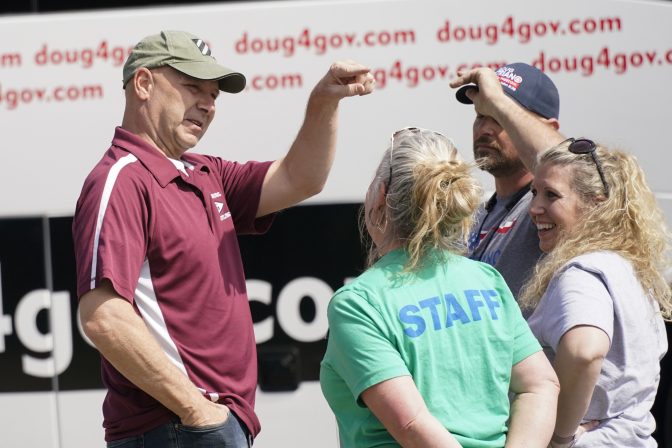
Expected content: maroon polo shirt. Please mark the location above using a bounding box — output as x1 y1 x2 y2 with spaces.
73 127 274 441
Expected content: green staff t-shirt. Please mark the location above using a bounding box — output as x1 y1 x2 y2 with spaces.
320 249 540 448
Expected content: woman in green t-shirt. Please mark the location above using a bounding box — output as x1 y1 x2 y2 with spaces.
320 127 559 448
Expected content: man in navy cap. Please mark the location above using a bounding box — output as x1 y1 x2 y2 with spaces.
452 63 562 303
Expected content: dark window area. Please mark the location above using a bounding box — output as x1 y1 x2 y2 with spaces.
2 0 669 15
0 0 270 15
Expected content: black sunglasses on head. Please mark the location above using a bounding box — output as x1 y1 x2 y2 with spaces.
563 137 610 198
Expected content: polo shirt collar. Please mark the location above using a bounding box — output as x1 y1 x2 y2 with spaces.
111 126 188 188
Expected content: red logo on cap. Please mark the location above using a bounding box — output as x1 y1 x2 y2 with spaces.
496 67 523 92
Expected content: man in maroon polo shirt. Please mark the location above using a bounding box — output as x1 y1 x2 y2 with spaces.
72 30 375 447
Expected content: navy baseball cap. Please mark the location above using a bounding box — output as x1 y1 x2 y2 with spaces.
455 63 559 119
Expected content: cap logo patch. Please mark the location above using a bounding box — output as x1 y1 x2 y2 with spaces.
192 39 212 56
496 66 523 92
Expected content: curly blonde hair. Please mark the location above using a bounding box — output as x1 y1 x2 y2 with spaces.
362 128 482 271
519 142 672 318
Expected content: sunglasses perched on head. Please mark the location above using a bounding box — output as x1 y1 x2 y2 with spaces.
562 137 610 198
388 127 451 189
389 127 419 188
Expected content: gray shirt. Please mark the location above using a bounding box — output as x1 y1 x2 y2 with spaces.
527 251 667 447
468 188 542 303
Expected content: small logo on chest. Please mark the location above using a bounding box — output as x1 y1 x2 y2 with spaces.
211 194 231 222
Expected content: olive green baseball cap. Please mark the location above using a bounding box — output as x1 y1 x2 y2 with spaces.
122 30 246 93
